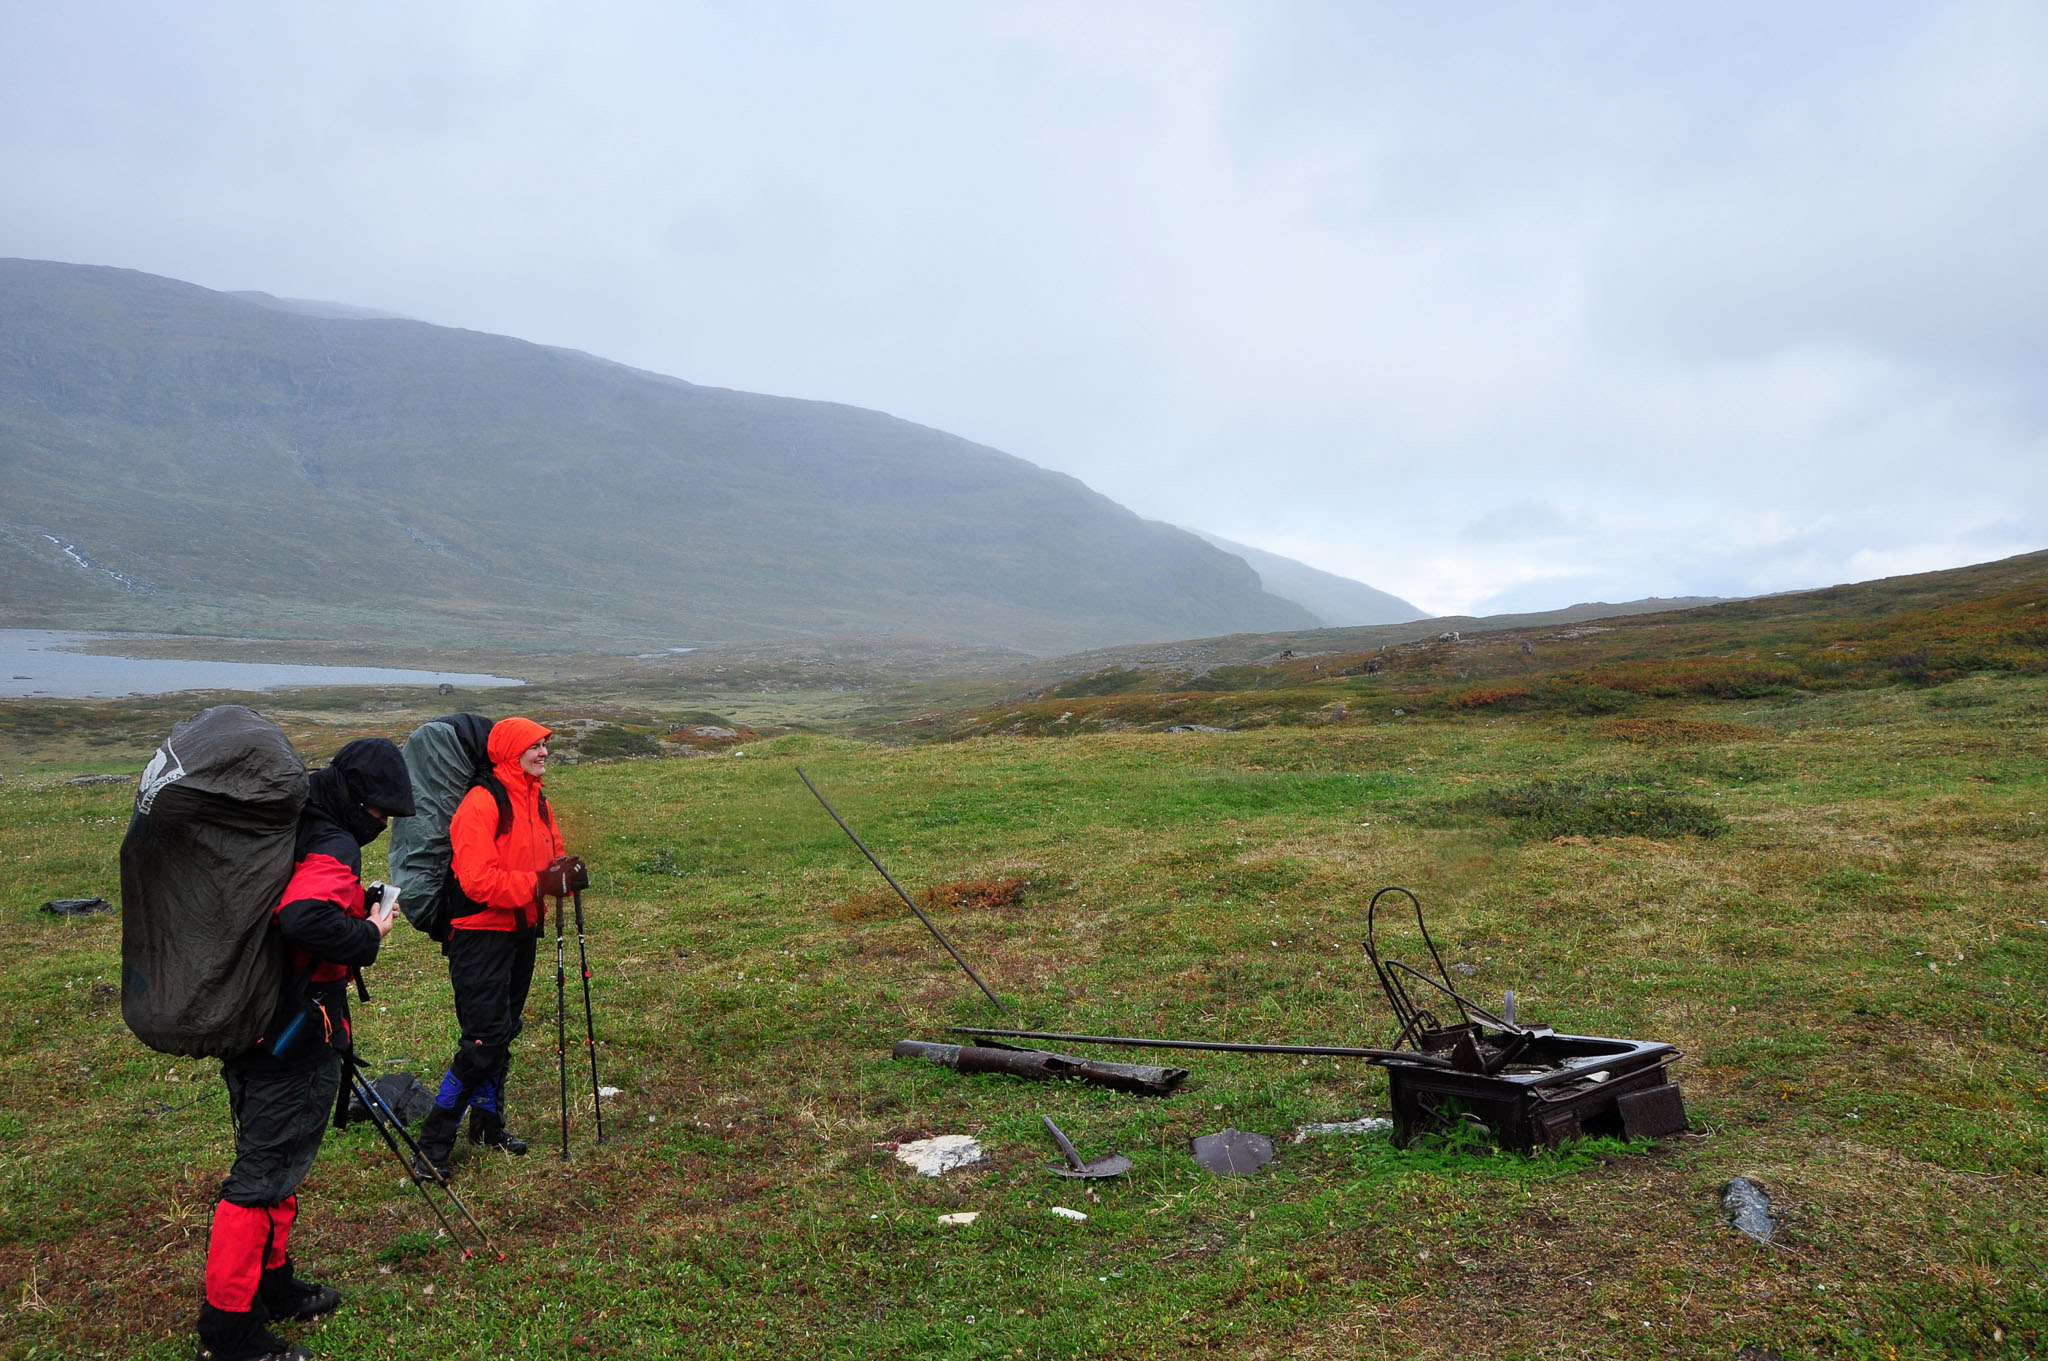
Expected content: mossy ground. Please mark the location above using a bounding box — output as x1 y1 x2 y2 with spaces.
2 670 2045 1359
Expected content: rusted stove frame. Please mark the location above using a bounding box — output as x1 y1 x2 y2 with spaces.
1366 886 1688 1148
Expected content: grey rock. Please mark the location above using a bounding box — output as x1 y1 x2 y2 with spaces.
1450 962 1479 977
1723 1176 1776 1244
66 774 127 787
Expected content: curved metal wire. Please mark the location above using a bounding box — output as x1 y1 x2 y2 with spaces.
1364 886 1470 1049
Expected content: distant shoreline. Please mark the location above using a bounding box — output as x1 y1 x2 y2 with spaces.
0 629 524 699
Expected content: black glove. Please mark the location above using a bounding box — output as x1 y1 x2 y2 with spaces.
538 855 589 898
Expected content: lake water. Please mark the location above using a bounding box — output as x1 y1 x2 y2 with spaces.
0 630 524 699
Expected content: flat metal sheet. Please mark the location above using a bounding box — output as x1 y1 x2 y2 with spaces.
1190 1128 1275 1176
1616 1084 1688 1139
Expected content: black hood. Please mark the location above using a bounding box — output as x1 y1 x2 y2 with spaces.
308 738 415 846
431 712 495 775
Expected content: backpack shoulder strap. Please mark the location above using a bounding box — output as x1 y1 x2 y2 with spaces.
475 773 514 839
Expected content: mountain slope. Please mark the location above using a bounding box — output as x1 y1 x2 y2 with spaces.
933 549 2048 737
1189 529 1425 625
0 259 1318 653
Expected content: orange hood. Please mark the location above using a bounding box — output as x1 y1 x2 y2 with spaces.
487 716 552 775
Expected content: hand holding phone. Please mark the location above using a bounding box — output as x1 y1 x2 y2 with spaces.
366 881 399 938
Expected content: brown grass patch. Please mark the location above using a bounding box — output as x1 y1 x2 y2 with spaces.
921 874 1030 911
826 888 899 923
1593 717 1771 744
827 875 1031 923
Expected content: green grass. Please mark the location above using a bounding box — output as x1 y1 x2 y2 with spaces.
1445 776 1729 840
3 673 2048 1359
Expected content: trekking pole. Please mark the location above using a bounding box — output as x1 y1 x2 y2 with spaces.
345 1059 502 1261
572 886 605 1145
554 890 571 1160
795 766 1006 1012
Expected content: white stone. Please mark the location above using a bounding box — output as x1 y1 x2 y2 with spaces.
894 1134 986 1177
1292 1117 1393 1144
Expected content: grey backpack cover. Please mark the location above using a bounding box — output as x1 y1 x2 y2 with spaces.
119 705 308 1057
387 713 492 940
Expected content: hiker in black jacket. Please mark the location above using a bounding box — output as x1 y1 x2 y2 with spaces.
196 739 413 1361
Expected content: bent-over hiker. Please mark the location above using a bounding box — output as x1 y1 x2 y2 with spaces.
414 716 579 1177
198 739 413 1361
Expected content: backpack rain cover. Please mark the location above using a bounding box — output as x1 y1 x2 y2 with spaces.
387 713 492 940
119 706 307 1057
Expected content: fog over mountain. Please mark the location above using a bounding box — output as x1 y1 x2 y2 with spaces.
0 259 1364 653
1189 530 1425 627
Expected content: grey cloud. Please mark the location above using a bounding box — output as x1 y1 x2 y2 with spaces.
0 1 2041 620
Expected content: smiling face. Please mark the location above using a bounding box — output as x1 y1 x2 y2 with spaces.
518 739 548 779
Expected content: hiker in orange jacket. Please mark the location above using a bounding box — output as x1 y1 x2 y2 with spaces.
413 716 577 1177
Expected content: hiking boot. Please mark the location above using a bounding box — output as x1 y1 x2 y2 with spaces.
468 1107 529 1156
258 1259 342 1321
411 1146 455 1181
195 1301 312 1361
412 1105 460 1181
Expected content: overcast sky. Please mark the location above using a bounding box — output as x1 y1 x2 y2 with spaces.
3 1 2043 616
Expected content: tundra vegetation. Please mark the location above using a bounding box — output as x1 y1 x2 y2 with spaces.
1 552 2045 1359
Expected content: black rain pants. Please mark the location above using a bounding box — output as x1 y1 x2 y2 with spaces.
441 928 537 1103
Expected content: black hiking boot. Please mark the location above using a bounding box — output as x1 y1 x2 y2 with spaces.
468 1107 529 1156
258 1258 342 1321
412 1105 460 1181
195 1301 312 1361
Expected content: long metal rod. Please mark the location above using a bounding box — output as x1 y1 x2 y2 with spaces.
572 888 604 1145
950 1026 1451 1067
797 767 1006 1012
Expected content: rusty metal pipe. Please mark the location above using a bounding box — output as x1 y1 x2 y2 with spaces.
949 1026 1452 1067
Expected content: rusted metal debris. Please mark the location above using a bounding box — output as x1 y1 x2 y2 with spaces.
1365 886 1689 1149
902 880 1687 1155
1041 1116 1133 1179
892 1039 1189 1097
1190 1128 1274 1176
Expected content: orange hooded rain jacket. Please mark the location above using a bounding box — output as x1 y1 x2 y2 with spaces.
448 716 565 933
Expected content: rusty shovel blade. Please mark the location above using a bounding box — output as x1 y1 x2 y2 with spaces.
1041 1116 1133 1179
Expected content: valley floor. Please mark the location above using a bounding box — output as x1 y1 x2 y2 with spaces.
1 674 2044 1358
